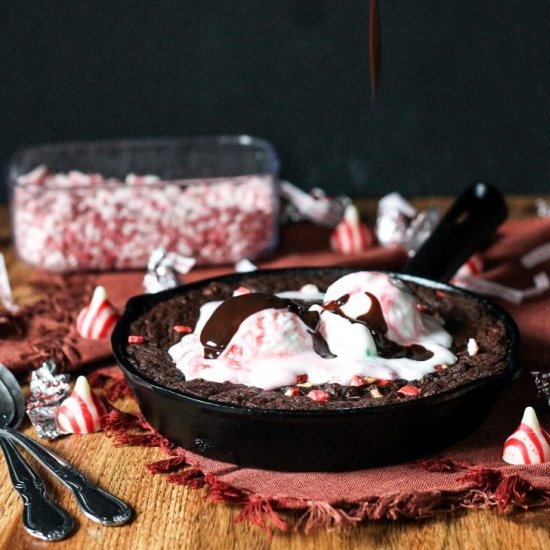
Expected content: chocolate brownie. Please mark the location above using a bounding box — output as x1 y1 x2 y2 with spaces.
124 270 510 410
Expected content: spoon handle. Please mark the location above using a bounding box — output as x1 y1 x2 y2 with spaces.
2 428 132 526
0 436 74 540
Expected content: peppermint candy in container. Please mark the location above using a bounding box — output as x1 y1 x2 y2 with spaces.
502 407 550 465
9 136 280 272
330 204 374 254
56 376 109 434
76 286 120 339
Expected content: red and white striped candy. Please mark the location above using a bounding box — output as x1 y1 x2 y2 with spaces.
56 376 109 434
330 204 373 254
502 407 550 465
76 286 120 339
454 254 483 279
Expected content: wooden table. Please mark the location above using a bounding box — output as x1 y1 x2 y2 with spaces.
1 197 549 550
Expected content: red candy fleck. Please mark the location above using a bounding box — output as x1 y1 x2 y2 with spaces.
128 335 144 344
173 325 192 334
307 390 330 402
233 286 252 296
436 290 446 298
377 379 392 386
397 385 422 397
296 374 308 384
284 387 300 397
417 303 427 313
350 375 365 387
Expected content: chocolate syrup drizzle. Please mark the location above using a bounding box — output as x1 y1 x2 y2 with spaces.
200 293 335 360
201 290 433 363
324 292 433 361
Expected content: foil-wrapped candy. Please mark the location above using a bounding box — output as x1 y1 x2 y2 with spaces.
280 181 350 228
143 248 196 293
26 361 70 439
375 193 440 254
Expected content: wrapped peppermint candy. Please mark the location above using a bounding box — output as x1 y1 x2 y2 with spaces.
375 193 440 253
452 272 549 305
26 361 70 439
280 181 350 228
143 248 196 293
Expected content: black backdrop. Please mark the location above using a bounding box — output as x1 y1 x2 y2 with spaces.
2 1 549 201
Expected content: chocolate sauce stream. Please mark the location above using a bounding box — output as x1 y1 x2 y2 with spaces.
325 292 434 361
200 293 335 359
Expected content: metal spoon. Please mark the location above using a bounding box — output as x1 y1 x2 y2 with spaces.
0 380 74 540
0 365 132 526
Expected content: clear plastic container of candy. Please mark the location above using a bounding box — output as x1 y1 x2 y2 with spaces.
8 136 280 272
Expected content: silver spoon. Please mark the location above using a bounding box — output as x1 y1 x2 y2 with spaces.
0 365 132 526
0 380 74 540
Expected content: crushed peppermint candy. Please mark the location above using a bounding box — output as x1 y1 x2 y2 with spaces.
350 375 365 387
467 338 479 356
128 335 144 344
173 325 193 334
13 167 278 271
233 286 252 296
307 390 330 402
369 387 383 399
284 387 300 397
397 385 422 397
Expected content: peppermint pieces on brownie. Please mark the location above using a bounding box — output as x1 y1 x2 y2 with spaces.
169 271 457 391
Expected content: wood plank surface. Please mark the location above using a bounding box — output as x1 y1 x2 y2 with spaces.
0 197 549 550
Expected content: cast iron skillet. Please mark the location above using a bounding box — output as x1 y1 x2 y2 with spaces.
112 183 520 471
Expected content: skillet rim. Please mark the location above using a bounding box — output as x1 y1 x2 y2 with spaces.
111 266 521 419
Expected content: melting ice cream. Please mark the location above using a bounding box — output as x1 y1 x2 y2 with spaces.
168 272 457 390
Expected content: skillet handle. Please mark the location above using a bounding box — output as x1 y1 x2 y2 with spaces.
401 182 507 282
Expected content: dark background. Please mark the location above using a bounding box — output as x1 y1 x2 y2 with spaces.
2 1 549 202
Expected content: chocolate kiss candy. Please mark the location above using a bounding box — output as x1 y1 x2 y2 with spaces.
56 376 109 434
330 204 373 254
76 286 120 339
502 406 550 465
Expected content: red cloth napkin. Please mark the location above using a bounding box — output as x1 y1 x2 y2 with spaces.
4 218 550 533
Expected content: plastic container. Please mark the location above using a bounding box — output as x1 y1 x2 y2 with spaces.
8 136 280 272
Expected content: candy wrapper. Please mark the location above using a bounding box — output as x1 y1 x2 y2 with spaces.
452 272 550 305
143 248 196 293
26 361 70 439
280 181 350 228
375 193 440 253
